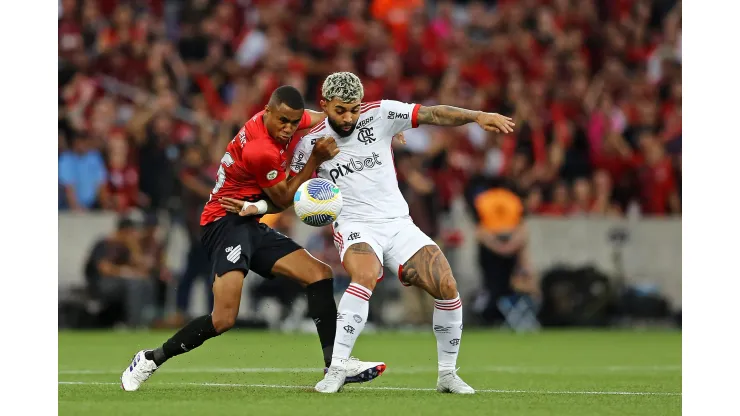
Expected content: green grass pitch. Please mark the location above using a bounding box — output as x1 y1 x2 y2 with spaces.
58 329 681 416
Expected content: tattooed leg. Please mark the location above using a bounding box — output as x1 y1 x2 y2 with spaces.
344 243 382 290
400 245 458 300
402 245 469 385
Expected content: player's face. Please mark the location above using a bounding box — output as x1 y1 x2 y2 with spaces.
321 98 361 137
264 103 305 144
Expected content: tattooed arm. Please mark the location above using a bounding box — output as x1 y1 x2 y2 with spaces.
416 105 480 126
417 105 516 134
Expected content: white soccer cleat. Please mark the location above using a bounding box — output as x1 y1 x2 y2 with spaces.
338 357 387 384
436 369 476 394
120 350 158 391
315 364 347 393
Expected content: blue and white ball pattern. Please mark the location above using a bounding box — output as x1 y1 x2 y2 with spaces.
293 178 343 227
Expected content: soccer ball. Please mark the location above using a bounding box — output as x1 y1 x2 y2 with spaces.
293 178 343 227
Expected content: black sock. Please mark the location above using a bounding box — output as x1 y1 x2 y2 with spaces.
144 314 220 366
306 278 337 367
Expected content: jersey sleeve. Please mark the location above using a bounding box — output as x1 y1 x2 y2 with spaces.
246 146 286 188
380 99 422 136
289 135 316 177
298 110 313 130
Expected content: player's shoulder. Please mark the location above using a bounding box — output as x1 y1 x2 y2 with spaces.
362 99 417 124
241 111 268 137
299 121 332 148
241 132 280 163
380 99 417 117
360 100 382 115
305 119 329 137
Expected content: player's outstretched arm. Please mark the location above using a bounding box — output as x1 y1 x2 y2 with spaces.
417 105 516 133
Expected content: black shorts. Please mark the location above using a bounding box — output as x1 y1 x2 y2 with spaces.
201 215 302 279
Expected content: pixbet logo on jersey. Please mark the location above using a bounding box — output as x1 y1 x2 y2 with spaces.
327 152 382 183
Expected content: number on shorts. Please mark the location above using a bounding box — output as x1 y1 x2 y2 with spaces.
211 152 235 195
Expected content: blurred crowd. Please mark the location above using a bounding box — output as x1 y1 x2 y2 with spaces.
59 0 682 326
59 0 682 218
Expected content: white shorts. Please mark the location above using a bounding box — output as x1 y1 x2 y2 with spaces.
331 216 438 283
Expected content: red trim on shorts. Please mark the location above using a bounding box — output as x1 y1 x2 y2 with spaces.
398 264 411 287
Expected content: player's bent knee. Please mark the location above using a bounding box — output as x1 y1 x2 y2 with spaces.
320 262 334 279
295 260 334 286
211 298 239 333
309 261 334 282
211 310 237 333
350 271 378 292
439 276 459 300
211 270 244 333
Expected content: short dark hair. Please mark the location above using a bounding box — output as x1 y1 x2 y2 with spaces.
268 85 305 110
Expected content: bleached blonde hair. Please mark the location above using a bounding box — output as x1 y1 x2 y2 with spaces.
321 72 364 103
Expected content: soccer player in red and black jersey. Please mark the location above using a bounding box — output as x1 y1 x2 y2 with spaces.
121 86 385 391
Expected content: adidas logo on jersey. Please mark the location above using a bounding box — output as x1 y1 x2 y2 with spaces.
357 116 373 129
328 152 382 183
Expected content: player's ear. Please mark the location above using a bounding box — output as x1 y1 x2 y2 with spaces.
320 99 328 113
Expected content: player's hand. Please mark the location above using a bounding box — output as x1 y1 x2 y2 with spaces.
311 136 340 163
219 197 259 216
394 132 406 145
476 112 515 134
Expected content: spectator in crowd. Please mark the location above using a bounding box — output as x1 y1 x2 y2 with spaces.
59 133 109 211
591 169 622 216
166 143 215 326
139 213 172 323
84 217 156 328
136 111 179 213
468 184 538 325
540 181 570 216
105 129 143 212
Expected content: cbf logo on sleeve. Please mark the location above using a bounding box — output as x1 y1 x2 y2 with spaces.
328 152 382 183
357 127 376 145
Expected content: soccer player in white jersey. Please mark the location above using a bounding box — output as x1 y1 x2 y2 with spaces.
295 72 515 394
221 72 514 394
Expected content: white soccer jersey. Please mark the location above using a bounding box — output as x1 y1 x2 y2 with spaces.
291 99 421 222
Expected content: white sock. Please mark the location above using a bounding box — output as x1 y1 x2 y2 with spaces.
331 283 372 367
433 294 463 372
